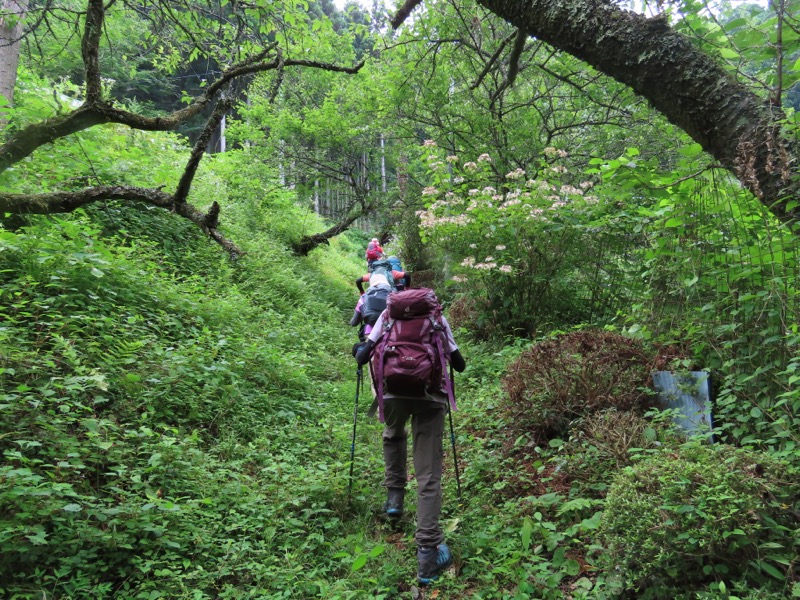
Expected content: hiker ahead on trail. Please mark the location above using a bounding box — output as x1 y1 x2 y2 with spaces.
349 272 392 341
356 256 411 293
365 238 385 269
353 288 466 585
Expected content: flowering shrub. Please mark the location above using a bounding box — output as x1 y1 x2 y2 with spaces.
416 141 618 337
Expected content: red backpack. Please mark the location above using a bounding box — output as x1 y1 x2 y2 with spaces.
373 288 455 422
365 242 382 261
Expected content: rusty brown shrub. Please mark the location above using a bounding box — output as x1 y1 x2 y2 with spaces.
502 330 672 443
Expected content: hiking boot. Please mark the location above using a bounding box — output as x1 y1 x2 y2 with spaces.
417 543 452 585
382 488 404 518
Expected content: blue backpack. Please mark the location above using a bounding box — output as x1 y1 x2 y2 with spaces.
386 255 403 273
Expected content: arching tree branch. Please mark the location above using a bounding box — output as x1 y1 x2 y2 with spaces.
0 0 365 259
391 0 424 29
292 199 377 256
473 0 797 225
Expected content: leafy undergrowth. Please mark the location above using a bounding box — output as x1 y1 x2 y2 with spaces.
2 209 798 599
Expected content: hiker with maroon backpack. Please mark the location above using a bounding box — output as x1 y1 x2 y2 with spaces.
353 288 466 585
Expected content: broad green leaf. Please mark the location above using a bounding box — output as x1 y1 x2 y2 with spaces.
521 517 533 550
352 554 368 571
679 143 703 157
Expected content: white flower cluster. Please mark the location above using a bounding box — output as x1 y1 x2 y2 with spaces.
560 184 584 196
416 212 473 229
527 180 555 192
473 261 497 270
506 168 526 180
477 153 492 162
500 197 521 209
423 139 437 147
543 147 568 158
460 255 512 272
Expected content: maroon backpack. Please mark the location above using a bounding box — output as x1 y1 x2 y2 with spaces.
373 288 455 422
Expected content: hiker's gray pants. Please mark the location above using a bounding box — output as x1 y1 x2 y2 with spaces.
382 397 446 548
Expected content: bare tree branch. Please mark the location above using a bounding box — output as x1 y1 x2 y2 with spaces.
470 31 516 90
505 26 527 88
390 0 424 30
0 185 243 256
292 198 377 256
0 47 362 172
0 0 366 259
174 96 232 203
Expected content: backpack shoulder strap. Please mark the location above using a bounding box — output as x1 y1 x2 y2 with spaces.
374 318 396 423
431 312 456 411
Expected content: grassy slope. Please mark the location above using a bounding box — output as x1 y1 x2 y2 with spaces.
0 196 576 599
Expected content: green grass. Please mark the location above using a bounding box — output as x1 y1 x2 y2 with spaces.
1 206 796 599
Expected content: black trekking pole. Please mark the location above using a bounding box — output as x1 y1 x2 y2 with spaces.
348 367 363 500
448 365 463 502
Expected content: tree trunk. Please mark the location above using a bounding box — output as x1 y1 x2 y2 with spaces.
0 0 28 122
476 0 797 224
381 133 387 193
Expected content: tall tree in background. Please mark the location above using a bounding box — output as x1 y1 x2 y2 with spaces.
0 0 27 115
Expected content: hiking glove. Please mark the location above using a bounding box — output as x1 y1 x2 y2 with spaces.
352 342 365 358
450 349 466 372
355 340 375 365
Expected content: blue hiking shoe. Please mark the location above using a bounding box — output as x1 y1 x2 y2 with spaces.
382 488 404 519
417 543 452 585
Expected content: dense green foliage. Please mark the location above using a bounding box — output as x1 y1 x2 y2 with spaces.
2 0 800 597
600 444 798 597
0 183 366 596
